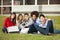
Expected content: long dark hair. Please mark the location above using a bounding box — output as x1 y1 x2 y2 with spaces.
10 12 16 25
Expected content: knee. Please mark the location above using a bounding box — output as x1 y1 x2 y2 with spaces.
2 28 5 32
2 27 7 33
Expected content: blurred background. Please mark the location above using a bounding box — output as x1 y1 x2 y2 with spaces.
0 0 60 16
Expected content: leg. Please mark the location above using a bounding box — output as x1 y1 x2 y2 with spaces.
39 28 49 35
18 26 21 31
54 30 60 34
49 20 60 34
34 20 54 35
48 20 54 33
28 24 37 33
2 27 8 33
34 23 49 35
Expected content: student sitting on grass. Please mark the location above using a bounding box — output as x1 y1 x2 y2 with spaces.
28 11 39 33
34 14 60 35
21 13 33 33
23 13 33 28
34 14 54 35
2 12 16 33
16 14 24 32
17 13 33 33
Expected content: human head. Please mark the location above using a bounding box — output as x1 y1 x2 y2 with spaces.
24 13 29 21
10 12 16 20
39 14 45 22
17 14 23 21
31 11 39 20
10 12 16 24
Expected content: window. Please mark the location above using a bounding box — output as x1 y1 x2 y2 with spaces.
25 0 35 5
0 0 1 14
0 0 12 14
0 7 1 14
14 0 23 5
3 7 11 14
0 0 1 5
3 0 11 5
37 0 48 5
50 0 60 4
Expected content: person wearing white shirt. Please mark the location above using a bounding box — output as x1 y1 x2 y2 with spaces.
16 14 24 31
34 14 54 35
23 13 33 28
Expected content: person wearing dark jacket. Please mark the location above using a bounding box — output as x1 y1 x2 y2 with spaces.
28 11 39 33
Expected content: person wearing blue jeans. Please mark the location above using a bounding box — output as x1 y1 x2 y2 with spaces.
34 20 54 35
28 11 39 33
34 14 60 35
2 27 8 33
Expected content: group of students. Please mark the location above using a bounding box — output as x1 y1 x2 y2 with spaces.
2 11 60 35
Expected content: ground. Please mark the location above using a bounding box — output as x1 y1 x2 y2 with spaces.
0 16 60 40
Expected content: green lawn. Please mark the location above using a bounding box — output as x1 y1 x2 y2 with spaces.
0 16 60 40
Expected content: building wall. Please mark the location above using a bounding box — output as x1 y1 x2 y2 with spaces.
0 0 60 15
12 5 60 12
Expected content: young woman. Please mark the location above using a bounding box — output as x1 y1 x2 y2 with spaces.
2 12 16 33
17 14 24 32
17 13 33 33
23 13 33 28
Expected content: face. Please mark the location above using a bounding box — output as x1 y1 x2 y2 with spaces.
40 16 45 22
11 14 15 19
32 15 37 20
24 15 29 21
19 16 22 20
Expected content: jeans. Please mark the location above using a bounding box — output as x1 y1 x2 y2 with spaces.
54 30 60 34
34 20 54 35
28 24 37 33
2 27 8 33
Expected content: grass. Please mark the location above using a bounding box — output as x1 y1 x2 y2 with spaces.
0 16 60 40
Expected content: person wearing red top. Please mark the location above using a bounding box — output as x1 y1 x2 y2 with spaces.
2 12 16 33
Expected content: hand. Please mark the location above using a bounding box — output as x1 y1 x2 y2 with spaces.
48 18 51 20
22 26 25 29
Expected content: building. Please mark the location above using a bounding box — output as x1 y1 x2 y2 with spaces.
0 0 60 16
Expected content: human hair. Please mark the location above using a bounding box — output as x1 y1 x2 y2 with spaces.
24 13 29 16
31 11 39 17
10 12 16 24
17 14 23 20
39 14 45 18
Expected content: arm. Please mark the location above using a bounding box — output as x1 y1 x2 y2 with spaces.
25 18 33 27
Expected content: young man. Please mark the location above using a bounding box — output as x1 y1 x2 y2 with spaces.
34 14 54 35
28 11 39 33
